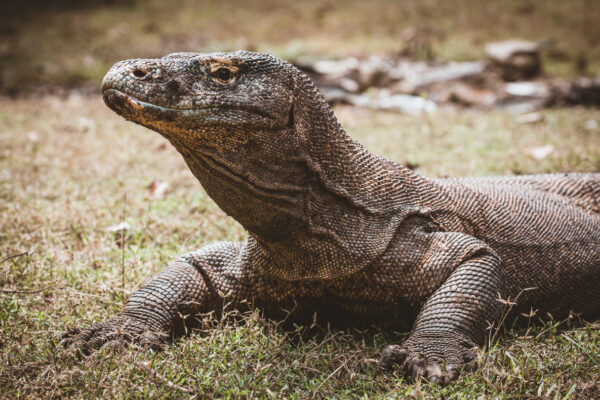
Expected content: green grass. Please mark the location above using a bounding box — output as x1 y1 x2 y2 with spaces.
1 95 599 398
2 0 600 94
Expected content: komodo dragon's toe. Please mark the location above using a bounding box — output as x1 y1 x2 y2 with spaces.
57 316 168 355
379 333 478 386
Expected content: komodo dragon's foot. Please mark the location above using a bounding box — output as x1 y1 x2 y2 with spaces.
378 333 478 386
57 316 168 355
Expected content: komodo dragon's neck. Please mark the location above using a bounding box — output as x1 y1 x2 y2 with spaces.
173 77 431 280
101 51 438 280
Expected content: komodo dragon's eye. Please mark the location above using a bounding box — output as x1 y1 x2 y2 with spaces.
212 67 236 84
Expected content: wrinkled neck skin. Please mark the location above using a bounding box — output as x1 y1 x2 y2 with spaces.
168 88 432 281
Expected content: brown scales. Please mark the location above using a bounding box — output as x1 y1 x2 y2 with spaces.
59 51 600 386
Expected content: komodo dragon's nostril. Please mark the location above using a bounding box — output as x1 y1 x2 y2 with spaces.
166 79 181 94
132 68 148 79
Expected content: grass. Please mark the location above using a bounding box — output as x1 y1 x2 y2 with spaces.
2 0 600 94
1 94 599 398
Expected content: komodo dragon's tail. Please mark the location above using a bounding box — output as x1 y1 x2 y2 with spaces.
533 173 600 216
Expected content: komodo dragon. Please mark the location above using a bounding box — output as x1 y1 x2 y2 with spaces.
59 51 600 385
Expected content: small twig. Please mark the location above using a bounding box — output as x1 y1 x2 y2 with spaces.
490 287 538 346
299 365 323 374
136 362 197 395
311 356 354 398
0 252 29 264
121 192 127 289
1 285 59 294
484 287 537 367
65 289 103 298
561 333 598 364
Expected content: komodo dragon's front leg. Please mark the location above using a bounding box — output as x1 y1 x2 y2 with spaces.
379 232 505 385
59 242 250 352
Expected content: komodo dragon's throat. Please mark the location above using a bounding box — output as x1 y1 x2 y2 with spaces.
59 51 600 386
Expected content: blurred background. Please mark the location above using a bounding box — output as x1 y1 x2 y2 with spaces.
1 0 599 98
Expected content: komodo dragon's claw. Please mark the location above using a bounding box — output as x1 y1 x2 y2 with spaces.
56 316 168 355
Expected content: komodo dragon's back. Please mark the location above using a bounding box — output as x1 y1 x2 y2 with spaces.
59 51 600 386
447 172 600 215
436 172 600 317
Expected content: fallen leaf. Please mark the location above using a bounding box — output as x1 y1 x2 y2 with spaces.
516 112 544 124
584 119 598 131
523 145 554 160
27 131 39 143
147 180 169 198
106 222 130 232
78 117 95 132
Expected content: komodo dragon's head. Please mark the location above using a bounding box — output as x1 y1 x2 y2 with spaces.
102 51 298 137
100 51 346 227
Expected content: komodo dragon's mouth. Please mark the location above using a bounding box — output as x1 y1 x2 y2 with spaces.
103 88 216 120
102 88 278 123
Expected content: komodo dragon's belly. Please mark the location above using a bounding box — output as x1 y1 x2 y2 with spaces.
253 267 419 329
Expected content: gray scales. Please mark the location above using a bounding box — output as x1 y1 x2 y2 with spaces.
59 51 600 385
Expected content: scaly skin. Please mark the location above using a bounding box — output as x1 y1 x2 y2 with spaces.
59 51 600 385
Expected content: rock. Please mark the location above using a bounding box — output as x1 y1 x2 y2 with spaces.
348 90 437 115
515 112 544 124
505 81 551 98
559 76 600 106
312 57 360 77
447 83 497 107
485 39 546 81
402 61 486 89
498 98 548 114
522 145 554 160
